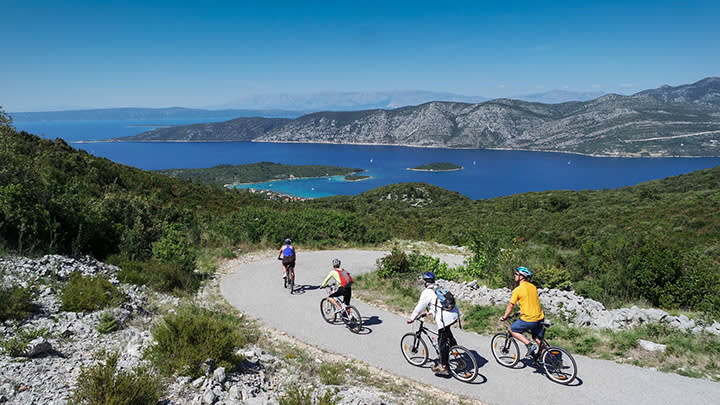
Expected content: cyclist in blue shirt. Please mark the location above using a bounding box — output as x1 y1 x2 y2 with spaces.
278 238 296 280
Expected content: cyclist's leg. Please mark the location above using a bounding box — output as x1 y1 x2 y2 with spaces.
328 288 344 309
342 287 351 307
437 325 453 368
509 319 531 346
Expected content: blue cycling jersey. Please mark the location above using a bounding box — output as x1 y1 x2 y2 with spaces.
282 244 295 257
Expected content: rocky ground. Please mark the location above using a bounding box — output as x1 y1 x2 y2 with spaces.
0 253 471 405
441 279 720 335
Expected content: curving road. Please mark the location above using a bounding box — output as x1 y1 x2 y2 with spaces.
221 250 720 404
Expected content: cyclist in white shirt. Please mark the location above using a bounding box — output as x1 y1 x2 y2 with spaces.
407 271 460 374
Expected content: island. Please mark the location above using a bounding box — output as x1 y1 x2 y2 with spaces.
344 174 371 181
155 162 365 186
408 162 463 172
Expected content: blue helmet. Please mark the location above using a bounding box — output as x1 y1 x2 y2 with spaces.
422 272 435 283
515 266 532 277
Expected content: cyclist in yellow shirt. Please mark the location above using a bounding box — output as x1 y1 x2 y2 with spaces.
500 266 545 356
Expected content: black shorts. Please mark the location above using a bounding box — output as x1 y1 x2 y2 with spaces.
282 256 295 267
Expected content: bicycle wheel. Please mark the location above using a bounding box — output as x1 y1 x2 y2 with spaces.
542 346 577 384
400 333 429 366
491 332 520 367
448 345 479 382
320 298 337 323
288 272 294 294
345 306 363 333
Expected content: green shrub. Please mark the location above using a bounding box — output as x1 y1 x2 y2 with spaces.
69 351 165 405
146 305 258 378
0 285 39 322
280 387 338 405
1 327 49 357
533 265 572 290
112 256 203 294
152 223 197 272
96 311 119 334
376 248 410 278
318 362 346 385
60 272 125 312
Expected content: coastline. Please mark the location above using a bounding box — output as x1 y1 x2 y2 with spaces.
79 137 720 159
407 167 463 172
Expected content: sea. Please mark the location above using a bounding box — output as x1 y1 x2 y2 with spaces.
14 119 720 200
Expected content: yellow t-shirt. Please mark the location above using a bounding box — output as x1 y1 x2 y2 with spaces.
510 281 544 322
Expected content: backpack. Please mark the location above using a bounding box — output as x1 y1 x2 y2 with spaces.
337 268 354 287
434 286 456 311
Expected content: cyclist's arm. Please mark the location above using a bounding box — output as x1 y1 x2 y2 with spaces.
409 289 433 322
500 301 516 321
320 271 336 287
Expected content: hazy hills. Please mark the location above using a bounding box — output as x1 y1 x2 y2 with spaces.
118 78 720 157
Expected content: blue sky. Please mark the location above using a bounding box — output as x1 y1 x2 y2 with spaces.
2 0 718 111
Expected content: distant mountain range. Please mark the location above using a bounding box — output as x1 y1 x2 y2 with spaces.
114 78 720 157
11 89 603 121
10 107 306 121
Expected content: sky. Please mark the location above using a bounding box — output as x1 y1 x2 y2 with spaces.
2 0 719 112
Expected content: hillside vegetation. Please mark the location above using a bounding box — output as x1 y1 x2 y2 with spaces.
155 162 363 186
1 108 719 315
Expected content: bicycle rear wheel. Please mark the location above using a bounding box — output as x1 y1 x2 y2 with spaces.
320 298 337 323
542 346 577 384
288 272 294 294
491 332 520 367
345 306 363 333
448 345 478 382
400 333 429 366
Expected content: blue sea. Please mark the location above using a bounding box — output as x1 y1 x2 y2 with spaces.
14 119 720 200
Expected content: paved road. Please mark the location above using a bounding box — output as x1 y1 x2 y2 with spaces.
220 250 720 404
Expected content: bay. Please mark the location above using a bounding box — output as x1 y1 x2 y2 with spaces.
14 119 720 200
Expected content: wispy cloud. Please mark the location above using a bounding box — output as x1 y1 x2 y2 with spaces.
620 83 634 88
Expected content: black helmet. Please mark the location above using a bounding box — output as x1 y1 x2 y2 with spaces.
284 238 292 244
422 272 435 283
332 258 341 267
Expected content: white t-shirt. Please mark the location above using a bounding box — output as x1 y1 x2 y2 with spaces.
410 284 459 329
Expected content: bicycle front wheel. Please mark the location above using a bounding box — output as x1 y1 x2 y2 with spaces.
400 333 428 366
448 345 478 382
491 332 520 367
542 346 577 384
345 306 363 333
320 298 337 323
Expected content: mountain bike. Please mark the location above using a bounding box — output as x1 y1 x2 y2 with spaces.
491 313 577 384
284 262 295 294
400 313 478 382
279 257 295 294
320 286 362 333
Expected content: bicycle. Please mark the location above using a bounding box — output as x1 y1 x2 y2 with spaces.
279 257 295 294
400 313 479 382
491 313 577 384
320 286 363 333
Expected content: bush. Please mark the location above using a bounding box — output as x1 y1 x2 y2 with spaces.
96 311 119 334
533 265 572 290
146 305 258 378
0 327 48 357
69 351 165 405
152 223 197 273
0 285 39 322
376 249 410 278
112 256 203 294
318 362 346 385
280 387 338 405
60 272 125 312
